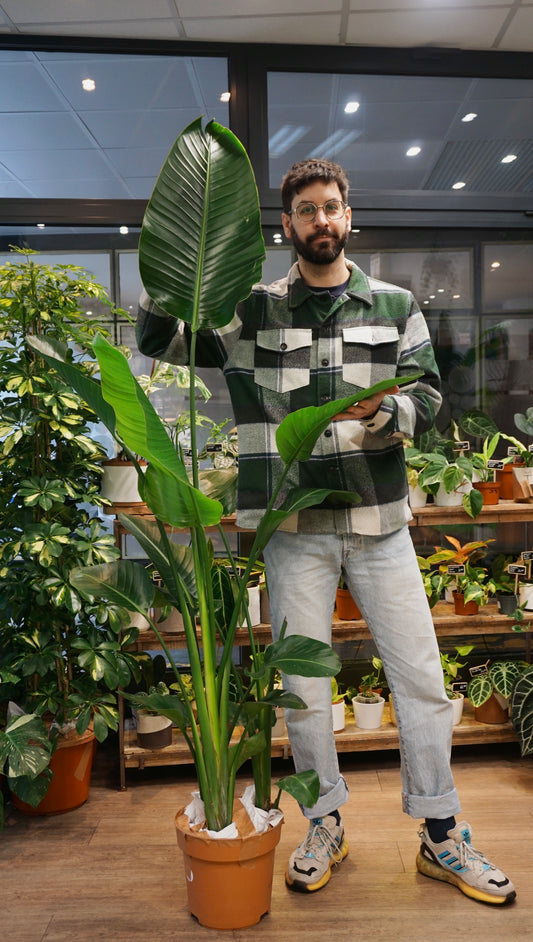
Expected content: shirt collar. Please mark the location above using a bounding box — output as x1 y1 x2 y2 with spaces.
287 259 373 309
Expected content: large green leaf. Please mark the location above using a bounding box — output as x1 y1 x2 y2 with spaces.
276 769 320 808
263 635 341 677
276 374 422 464
71 559 155 614
117 513 197 603
490 660 523 699
255 487 361 551
511 667 533 756
460 409 498 439
0 713 52 778
139 117 265 331
142 463 223 529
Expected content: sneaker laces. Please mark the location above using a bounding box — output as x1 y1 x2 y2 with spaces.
299 818 344 864
419 826 493 876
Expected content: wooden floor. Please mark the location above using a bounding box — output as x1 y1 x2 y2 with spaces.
2 740 533 942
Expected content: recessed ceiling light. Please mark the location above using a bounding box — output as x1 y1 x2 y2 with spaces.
452 181 466 190
462 113 477 122
344 101 360 114
82 78 96 92
36 223 45 228
491 261 501 269
220 91 231 102
119 226 129 235
351 228 360 233
406 146 421 157
437 288 444 293
501 154 517 164
429 295 436 300
453 294 461 300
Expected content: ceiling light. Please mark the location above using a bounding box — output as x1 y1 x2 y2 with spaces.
453 294 461 300
491 261 501 269
220 91 231 102
437 288 444 293
36 223 45 228
82 78 96 92
351 228 360 233
452 181 466 190
429 295 436 300
501 154 517 164
344 101 360 114
119 226 129 235
406 146 421 157
423 300 429 305
461 113 477 122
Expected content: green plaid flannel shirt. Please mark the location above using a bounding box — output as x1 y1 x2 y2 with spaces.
137 261 441 535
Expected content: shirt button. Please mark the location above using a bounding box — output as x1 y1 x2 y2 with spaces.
321 358 329 366
321 394 331 402
280 342 287 351
324 429 332 437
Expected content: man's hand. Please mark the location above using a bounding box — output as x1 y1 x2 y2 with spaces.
332 385 400 421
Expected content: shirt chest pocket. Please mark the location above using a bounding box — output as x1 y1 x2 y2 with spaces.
342 325 400 388
255 329 313 393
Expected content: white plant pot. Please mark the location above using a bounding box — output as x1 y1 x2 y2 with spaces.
133 710 173 749
331 700 345 732
409 484 428 508
434 481 472 507
271 707 286 739
352 695 385 730
519 583 533 612
451 692 465 726
153 607 185 633
100 459 147 504
127 610 152 632
237 584 261 627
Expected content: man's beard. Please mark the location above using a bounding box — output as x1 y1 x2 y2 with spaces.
290 222 349 265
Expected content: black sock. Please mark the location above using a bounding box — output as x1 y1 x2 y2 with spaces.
329 809 341 825
425 816 456 843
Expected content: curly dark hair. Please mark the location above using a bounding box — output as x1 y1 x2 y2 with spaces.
281 158 350 213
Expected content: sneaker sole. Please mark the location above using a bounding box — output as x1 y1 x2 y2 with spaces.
285 838 349 893
416 850 516 905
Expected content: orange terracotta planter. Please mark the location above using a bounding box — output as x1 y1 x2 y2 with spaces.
335 587 362 620
453 592 479 616
12 726 96 815
473 481 500 505
175 809 283 929
473 693 509 725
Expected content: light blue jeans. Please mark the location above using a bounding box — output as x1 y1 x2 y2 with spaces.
263 526 461 821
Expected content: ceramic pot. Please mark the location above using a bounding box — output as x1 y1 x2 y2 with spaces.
335 587 361 620
100 458 147 505
519 583 533 612
453 591 479 616
332 700 345 732
352 695 385 730
496 593 519 615
434 481 472 507
134 710 173 749
450 692 465 726
473 480 500 505
12 725 96 815
409 484 428 508
175 809 283 929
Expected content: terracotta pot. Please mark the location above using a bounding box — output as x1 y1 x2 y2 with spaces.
473 693 509 725
175 809 283 929
12 725 96 815
496 463 521 500
473 480 500 505
453 591 479 616
335 587 361 620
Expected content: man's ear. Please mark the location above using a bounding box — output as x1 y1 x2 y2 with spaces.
281 212 292 240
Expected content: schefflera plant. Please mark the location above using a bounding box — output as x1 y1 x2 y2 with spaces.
31 118 419 831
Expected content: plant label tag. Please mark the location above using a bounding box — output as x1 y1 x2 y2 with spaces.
529 445 533 454
454 441 470 451
452 681 468 693
508 564 527 575
507 446 520 456
469 662 489 677
487 459 504 470
521 552 533 560
447 564 466 574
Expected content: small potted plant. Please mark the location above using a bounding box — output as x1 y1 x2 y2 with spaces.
468 659 526 725
417 554 453 608
426 534 495 615
440 644 474 725
352 657 386 729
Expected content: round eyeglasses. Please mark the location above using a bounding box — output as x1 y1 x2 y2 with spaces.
288 199 348 222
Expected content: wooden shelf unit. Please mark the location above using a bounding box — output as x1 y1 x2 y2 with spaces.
113 500 533 786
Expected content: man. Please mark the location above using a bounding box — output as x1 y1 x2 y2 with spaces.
136 157 515 906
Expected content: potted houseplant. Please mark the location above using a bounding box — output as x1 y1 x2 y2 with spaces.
426 534 496 615
0 249 144 814
351 657 386 729
416 448 482 517
458 409 501 504
417 554 453 608
468 659 526 725
440 644 473 725
31 119 416 927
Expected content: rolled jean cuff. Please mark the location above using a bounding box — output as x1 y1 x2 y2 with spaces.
402 786 461 820
302 774 349 820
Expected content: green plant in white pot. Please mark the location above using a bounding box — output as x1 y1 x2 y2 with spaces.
31 119 419 927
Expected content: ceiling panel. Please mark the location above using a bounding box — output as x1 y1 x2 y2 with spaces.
345 8 512 49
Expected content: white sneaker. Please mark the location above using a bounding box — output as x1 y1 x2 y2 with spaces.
416 820 516 905
286 814 349 893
